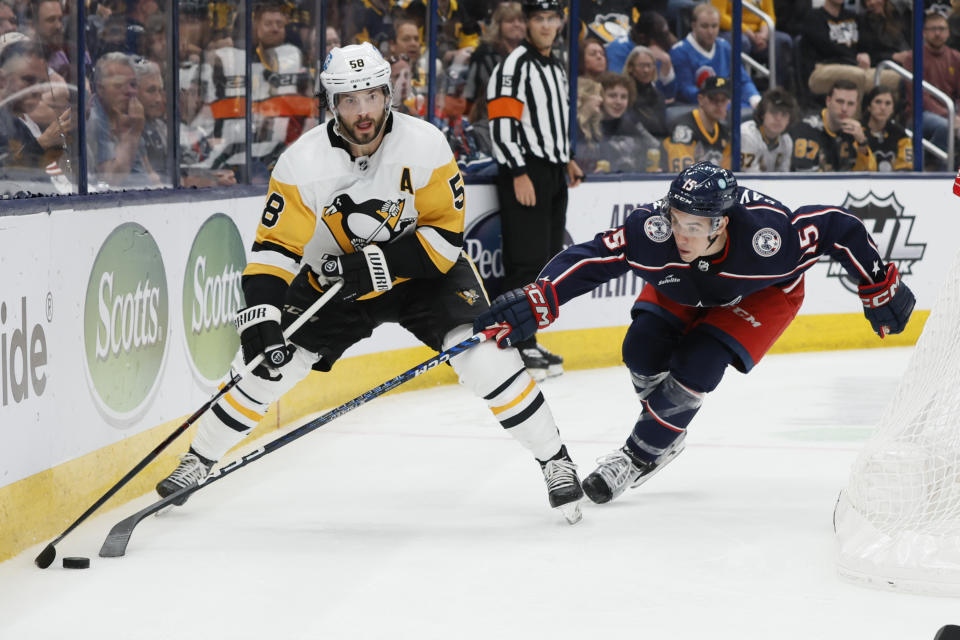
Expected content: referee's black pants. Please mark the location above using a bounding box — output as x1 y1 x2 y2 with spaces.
495 156 568 295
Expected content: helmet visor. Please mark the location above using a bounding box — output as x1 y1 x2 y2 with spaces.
667 206 722 238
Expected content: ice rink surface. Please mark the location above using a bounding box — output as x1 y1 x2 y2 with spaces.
2 346 957 639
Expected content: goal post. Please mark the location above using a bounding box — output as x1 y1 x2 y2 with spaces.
834 258 960 596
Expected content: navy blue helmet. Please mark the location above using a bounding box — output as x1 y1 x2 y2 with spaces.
666 162 737 218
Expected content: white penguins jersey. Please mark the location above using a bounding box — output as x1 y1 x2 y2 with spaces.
739 120 792 173
243 112 466 300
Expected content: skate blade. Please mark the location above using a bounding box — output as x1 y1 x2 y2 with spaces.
558 500 583 525
546 364 563 378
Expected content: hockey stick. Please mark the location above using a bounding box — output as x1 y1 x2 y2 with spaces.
99 328 497 559
34 281 344 569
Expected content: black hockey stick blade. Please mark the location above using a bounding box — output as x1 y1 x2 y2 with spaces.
99 328 496 559
34 543 56 569
100 489 191 557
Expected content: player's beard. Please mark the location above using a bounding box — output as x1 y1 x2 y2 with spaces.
340 109 387 146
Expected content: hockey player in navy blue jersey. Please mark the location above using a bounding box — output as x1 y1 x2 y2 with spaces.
474 161 916 504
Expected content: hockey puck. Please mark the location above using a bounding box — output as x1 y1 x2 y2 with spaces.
935 626 960 640
62 556 90 569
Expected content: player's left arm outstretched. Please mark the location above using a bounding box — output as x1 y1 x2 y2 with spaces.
474 212 648 347
790 204 916 338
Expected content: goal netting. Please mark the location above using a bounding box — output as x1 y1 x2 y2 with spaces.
835 261 960 596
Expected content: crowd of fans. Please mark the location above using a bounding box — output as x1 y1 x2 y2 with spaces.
1 0 959 198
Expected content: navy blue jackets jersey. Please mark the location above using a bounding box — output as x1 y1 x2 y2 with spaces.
540 186 888 308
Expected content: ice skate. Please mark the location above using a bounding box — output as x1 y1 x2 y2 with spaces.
540 446 584 524
156 452 214 506
519 346 549 381
582 436 686 504
536 344 564 378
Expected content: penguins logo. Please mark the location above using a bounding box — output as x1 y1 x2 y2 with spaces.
456 288 481 306
322 194 415 250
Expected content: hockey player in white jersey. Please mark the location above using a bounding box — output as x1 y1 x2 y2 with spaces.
156 42 585 523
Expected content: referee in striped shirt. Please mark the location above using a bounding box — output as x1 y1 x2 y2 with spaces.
486 0 583 380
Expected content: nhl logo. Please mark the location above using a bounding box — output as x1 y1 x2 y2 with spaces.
697 260 709 272
644 215 672 243
752 228 781 257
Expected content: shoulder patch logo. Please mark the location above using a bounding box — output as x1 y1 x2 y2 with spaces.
644 215 672 243
752 227 782 257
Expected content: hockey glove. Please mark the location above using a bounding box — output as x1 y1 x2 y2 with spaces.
859 263 915 338
235 304 295 380
473 281 559 348
317 245 393 302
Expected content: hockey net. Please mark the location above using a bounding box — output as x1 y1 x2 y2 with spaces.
835 259 960 596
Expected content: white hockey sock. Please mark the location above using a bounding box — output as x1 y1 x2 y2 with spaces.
443 324 562 461
486 370 562 461
191 406 258 462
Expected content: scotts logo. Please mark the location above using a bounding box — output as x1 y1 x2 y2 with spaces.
827 192 926 294
83 222 168 424
182 213 245 386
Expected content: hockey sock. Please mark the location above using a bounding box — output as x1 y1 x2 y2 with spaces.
486 368 562 461
444 324 563 461
625 374 703 463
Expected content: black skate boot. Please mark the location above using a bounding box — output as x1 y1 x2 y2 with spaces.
581 435 686 504
536 344 564 378
518 344 549 381
156 450 214 506
539 445 584 524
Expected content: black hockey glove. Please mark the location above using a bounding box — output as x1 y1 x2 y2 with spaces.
859 263 915 338
317 245 393 302
473 280 559 348
234 304 294 380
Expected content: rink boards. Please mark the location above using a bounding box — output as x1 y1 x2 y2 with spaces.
0 174 951 562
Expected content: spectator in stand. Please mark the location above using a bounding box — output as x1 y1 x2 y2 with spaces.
124 0 162 58
0 0 17 35
597 71 662 172
580 37 607 82
134 58 168 185
861 85 913 172
802 0 901 97
346 0 394 52
87 51 157 188
739 87 795 172
606 9 676 96
178 62 236 188
859 0 910 68
624 45 669 138
710 0 794 93
391 15 434 118
464 1 524 150
949 0 960 50
899 11 960 169
389 53 416 116
574 76 606 173
790 79 877 172
663 75 731 170
670 3 760 111
31 0 65 77
325 26 340 56
0 39 70 191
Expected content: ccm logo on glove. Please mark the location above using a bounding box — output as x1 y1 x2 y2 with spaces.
858 263 915 338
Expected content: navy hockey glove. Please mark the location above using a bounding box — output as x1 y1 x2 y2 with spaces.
473 281 559 348
317 245 392 302
235 304 294 380
859 263 915 338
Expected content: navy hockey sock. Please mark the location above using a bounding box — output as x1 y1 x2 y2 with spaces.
625 374 703 463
